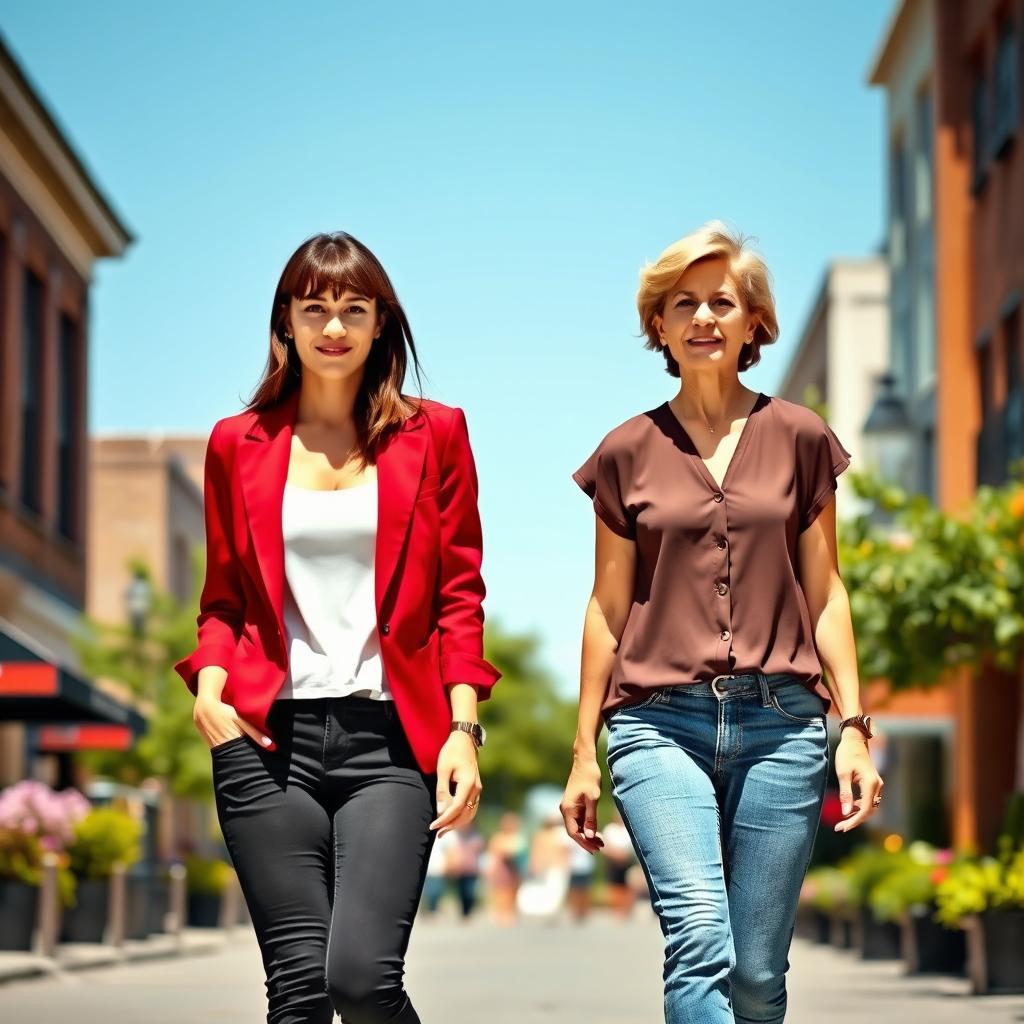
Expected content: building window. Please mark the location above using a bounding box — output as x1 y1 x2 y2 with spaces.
20 269 43 515
171 533 193 603
913 86 936 389
972 63 990 189
1004 301 1023 472
993 19 1019 158
56 313 79 542
0 229 6 496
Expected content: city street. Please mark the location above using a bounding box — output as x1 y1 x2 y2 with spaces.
2 912 1024 1023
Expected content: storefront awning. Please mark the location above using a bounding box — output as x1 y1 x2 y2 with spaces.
0 626 146 736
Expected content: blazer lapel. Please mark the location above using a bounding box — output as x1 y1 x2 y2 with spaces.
238 391 299 625
375 414 428 612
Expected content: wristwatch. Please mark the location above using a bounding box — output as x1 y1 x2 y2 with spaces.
839 714 874 740
450 721 486 748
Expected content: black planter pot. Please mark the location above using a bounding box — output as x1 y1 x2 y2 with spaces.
810 909 831 944
901 910 966 975
966 909 1024 994
61 878 109 944
147 876 171 935
858 908 902 960
0 880 38 951
187 891 223 928
829 913 854 950
125 874 171 940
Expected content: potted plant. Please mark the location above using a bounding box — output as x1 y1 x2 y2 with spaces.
936 839 1024 994
799 868 841 944
801 865 854 948
0 782 85 950
842 845 906 960
62 807 143 944
868 843 966 975
185 854 232 928
125 864 172 939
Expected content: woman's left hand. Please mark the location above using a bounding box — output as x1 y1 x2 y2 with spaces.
430 731 482 838
833 733 884 833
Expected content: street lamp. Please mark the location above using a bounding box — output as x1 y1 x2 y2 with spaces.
862 373 915 489
124 572 153 639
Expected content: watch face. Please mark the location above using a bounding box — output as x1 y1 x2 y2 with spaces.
863 715 874 737
478 724 487 747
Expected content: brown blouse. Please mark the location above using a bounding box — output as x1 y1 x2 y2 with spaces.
573 392 851 714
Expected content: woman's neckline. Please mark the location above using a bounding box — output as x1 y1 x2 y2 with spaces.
284 477 377 494
659 391 768 493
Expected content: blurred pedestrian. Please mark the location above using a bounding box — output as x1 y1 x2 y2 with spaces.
602 812 637 919
565 832 595 922
561 223 884 1022
448 822 486 920
485 811 525 926
422 827 455 917
181 232 499 1023
515 813 571 922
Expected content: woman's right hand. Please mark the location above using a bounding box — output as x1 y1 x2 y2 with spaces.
560 756 605 854
193 695 271 751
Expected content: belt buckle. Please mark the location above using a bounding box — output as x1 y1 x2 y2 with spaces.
711 674 733 695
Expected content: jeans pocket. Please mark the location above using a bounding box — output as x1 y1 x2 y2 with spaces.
210 735 248 755
769 684 827 725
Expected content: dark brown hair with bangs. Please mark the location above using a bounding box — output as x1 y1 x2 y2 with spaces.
248 232 423 462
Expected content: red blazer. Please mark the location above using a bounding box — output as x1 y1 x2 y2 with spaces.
174 392 500 773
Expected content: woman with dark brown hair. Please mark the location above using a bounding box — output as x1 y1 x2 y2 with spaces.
175 232 499 1024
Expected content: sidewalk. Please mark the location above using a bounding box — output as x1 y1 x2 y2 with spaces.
1 913 1023 1022
0 928 226 985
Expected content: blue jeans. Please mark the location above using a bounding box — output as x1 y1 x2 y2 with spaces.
606 673 829 1024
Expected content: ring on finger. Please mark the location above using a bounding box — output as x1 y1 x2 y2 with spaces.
872 796 883 807
466 799 479 810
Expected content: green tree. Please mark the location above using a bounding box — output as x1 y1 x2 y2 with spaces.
74 556 214 800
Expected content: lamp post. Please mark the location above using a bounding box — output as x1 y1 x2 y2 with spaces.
862 373 915 491
124 572 153 639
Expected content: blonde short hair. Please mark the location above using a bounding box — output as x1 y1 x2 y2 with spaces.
637 221 779 377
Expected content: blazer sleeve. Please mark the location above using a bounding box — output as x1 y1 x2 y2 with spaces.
435 408 501 697
174 420 245 694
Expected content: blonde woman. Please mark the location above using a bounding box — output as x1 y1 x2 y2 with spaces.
561 223 883 1023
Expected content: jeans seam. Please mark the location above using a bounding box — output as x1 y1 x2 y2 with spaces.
323 827 339 996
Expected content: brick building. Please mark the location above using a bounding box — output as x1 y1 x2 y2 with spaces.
0 36 138 784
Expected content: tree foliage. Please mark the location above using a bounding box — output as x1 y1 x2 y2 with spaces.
840 470 1024 689
74 556 214 800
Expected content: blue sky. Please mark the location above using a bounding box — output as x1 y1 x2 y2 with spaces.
4 1 895 691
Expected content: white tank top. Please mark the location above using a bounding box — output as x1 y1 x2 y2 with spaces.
278 480 392 701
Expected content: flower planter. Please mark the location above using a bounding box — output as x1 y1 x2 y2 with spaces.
60 878 108 944
0 880 38 951
901 909 966 975
186 891 223 928
796 908 832 944
125 873 171 940
965 909 1024 994
857 908 902 960
829 913 854 950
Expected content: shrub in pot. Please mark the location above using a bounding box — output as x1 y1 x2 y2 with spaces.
62 808 143 944
185 854 232 928
935 840 1024 994
0 782 85 951
868 843 965 975
841 845 907 960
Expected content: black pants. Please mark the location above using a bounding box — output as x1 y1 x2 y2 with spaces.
211 697 436 1024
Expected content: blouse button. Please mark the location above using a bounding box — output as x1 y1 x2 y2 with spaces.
381 623 391 636
716 582 729 596
712 492 724 503
720 629 731 642
717 538 727 549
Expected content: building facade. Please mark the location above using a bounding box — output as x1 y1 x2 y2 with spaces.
0 36 135 785
870 0 1024 849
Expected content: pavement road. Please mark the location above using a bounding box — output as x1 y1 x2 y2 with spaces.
2 911 1024 1023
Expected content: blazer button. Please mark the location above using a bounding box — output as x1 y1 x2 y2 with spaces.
381 623 391 636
